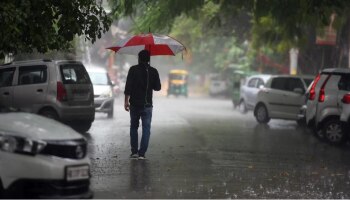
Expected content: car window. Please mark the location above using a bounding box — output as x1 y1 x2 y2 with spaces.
247 78 257 88
60 64 91 84
88 72 111 85
338 74 350 91
285 78 304 92
0 67 16 87
18 65 47 85
256 78 264 88
270 77 288 91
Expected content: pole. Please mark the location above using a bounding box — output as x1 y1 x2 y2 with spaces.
289 48 298 75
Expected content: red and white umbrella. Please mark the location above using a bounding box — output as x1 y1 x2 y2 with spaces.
106 33 186 56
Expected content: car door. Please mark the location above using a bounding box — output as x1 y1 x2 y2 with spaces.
280 77 307 119
252 78 265 107
245 78 258 108
266 77 289 118
13 65 48 112
0 67 16 109
59 63 93 106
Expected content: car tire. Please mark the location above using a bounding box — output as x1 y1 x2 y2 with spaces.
71 121 93 133
39 108 59 121
255 104 270 124
239 100 248 114
323 119 346 145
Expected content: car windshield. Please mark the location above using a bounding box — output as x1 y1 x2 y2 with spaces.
88 72 109 85
60 64 91 84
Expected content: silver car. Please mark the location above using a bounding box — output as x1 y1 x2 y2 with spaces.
87 67 115 118
254 75 314 125
0 59 95 133
238 74 271 114
306 68 350 144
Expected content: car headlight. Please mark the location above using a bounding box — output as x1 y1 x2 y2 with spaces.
100 90 113 98
0 134 46 155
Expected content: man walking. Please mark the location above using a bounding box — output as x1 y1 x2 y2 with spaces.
124 50 161 160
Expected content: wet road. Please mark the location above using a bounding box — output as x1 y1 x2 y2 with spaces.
87 95 350 198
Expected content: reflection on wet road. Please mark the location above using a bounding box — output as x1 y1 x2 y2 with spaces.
87 95 350 198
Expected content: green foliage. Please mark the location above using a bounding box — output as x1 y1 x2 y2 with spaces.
110 0 350 72
0 0 111 58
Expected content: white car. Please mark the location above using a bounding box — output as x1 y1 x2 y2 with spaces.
341 93 350 133
238 74 271 113
254 75 313 124
306 68 350 144
209 74 228 97
0 112 92 198
87 67 115 118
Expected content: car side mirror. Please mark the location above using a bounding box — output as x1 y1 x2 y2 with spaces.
293 88 304 94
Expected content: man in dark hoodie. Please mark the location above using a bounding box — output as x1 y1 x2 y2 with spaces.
124 50 161 160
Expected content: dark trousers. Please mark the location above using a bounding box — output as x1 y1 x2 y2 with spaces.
130 105 153 156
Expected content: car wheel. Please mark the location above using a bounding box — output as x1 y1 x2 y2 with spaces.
239 100 248 114
255 104 270 124
71 121 93 133
39 108 58 121
323 119 346 145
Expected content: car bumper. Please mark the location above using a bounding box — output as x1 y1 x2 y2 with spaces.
0 152 91 191
297 105 307 120
58 106 95 122
5 179 93 199
94 97 114 113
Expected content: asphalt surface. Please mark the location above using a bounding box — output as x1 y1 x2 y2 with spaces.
87 95 350 198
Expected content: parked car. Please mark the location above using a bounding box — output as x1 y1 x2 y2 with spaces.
254 75 314 125
238 74 271 113
0 112 92 198
341 93 350 134
87 67 115 118
209 74 228 97
306 68 350 144
0 59 95 133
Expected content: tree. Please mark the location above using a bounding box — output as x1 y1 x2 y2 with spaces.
0 0 111 59
110 0 350 72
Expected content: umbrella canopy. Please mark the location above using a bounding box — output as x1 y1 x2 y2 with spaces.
106 33 185 56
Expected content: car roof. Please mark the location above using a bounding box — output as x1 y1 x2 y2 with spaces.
321 68 350 74
0 59 83 68
270 74 314 79
247 74 272 81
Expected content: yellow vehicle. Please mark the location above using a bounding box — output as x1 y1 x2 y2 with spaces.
167 69 188 97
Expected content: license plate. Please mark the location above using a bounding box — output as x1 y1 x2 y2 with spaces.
66 165 90 181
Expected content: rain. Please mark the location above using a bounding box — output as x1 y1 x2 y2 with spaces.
1 0 350 199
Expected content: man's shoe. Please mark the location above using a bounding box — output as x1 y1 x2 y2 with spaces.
138 155 146 160
130 154 138 159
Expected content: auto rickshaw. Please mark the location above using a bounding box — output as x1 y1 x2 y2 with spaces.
167 69 188 97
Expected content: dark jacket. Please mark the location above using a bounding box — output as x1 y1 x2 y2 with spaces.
124 63 161 107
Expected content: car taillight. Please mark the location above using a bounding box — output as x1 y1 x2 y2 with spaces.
309 74 321 101
318 75 331 102
342 94 350 104
57 81 67 101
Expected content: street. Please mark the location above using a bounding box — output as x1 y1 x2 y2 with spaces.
87 95 350 199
